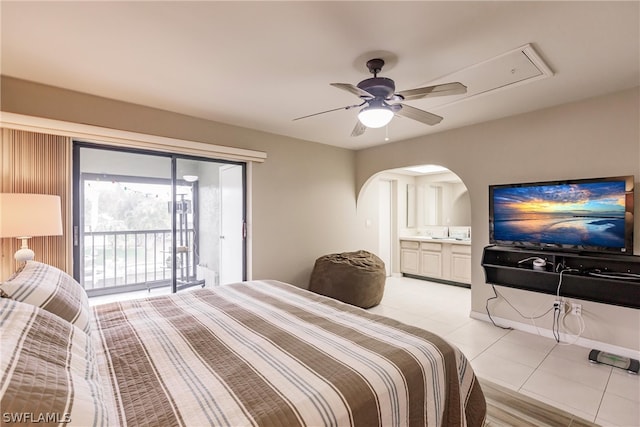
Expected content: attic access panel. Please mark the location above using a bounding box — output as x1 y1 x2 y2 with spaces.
415 44 553 109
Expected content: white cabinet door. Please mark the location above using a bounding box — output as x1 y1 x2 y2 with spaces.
420 242 442 278
400 240 420 274
400 249 419 274
451 245 471 284
420 251 442 277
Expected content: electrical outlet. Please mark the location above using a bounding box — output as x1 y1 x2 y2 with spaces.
571 303 582 316
554 299 568 314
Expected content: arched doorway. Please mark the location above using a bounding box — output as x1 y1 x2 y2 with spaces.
357 164 471 284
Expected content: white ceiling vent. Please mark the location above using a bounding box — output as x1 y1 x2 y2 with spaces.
415 44 553 109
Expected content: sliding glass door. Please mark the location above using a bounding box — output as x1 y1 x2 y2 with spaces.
175 158 245 289
73 143 245 297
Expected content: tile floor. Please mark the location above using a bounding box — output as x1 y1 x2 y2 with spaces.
90 276 640 426
369 276 640 427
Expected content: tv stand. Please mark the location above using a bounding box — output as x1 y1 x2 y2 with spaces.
481 245 640 309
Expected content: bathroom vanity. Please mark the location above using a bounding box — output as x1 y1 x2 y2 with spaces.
400 236 471 286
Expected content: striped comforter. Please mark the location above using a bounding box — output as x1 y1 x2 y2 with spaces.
92 280 486 427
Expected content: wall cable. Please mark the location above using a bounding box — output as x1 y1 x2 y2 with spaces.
485 284 513 330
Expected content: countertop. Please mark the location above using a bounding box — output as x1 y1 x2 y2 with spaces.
399 236 472 245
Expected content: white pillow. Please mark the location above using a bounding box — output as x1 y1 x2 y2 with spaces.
0 298 112 426
0 261 91 334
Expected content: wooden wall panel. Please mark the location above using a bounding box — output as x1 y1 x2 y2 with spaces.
1 129 72 279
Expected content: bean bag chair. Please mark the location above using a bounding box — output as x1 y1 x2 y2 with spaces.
309 250 386 308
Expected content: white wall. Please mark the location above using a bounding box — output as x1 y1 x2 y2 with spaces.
249 135 360 285
449 183 471 226
356 87 640 352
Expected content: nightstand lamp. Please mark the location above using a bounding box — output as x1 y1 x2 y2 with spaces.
0 193 63 262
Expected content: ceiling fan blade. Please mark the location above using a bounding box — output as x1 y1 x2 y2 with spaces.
395 104 443 126
330 83 374 99
292 103 361 121
397 82 467 101
351 120 366 137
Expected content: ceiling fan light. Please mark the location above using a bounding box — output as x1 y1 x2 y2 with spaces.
358 106 394 128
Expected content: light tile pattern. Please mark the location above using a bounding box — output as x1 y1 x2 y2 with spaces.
369 277 640 427
91 276 640 426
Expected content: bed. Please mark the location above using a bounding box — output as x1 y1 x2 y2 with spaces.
1 261 486 426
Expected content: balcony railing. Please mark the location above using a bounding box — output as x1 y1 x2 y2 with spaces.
82 229 197 296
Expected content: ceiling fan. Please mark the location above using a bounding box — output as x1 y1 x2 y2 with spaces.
293 58 467 137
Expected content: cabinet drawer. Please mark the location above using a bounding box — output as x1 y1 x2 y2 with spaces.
400 240 420 249
452 244 471 254
420 242 442 251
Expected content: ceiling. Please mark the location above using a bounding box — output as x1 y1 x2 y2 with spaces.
1 1 638 150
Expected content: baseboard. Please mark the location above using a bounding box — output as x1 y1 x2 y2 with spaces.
470 310 640 361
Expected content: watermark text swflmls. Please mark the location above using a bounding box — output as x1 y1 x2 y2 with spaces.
2 412 71 424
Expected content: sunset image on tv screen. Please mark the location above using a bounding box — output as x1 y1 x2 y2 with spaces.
492 181 627 248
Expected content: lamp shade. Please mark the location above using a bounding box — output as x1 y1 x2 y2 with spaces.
358 105 394 128
0 193 63 238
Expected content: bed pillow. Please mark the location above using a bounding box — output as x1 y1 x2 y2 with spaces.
0 298 112 426
0 260 91 334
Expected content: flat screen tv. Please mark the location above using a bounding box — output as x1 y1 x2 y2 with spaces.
489 176 634 255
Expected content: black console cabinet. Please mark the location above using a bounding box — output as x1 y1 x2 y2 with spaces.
482 245 640 309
